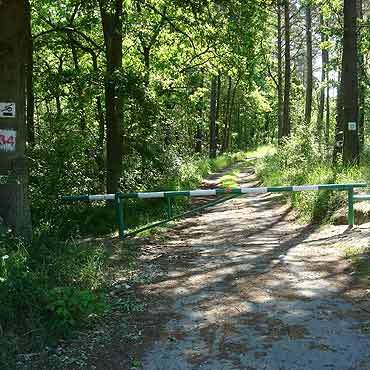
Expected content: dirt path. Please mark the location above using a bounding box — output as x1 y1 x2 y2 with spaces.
134 165 370 370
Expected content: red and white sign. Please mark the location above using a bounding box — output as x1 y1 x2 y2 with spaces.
0 129 16 152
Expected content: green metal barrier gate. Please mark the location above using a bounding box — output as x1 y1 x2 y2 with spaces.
63 182 367 240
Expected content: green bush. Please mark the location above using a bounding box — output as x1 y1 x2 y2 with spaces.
0 237 109 370
0 235 108 339
46 287 106 337
255 131 368 223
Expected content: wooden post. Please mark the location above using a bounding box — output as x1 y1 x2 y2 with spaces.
0 0 32 240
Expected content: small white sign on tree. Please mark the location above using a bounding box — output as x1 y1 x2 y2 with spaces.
0 103 16 118
348 122 357 131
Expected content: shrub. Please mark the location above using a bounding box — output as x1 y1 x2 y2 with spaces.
46 287 106 337
0 235 108 338
255 131 368 223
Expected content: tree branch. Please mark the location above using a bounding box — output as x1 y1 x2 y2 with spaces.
143 2 196 52
33 8 103 52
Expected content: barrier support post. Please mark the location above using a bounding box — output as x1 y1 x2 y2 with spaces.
348 188 354 226
165 197 172 219
115 193 125 239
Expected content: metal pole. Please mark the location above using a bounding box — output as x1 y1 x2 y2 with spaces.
348 188 355 226
115 193 125 239
166 197 172 219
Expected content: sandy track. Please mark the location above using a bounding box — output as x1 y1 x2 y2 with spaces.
138 165 370 370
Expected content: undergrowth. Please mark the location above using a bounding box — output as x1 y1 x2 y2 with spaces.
340 245 370 278
255 128 369 223
62 150 257 237
0 234 109 370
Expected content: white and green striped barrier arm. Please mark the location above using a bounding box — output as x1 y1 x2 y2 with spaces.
63 194 115 202
63 182 367 239
353 195 370 202
63 183 367 202
119 183 367 199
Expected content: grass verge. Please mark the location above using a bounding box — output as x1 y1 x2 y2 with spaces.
0 234 111 370
340 245 370 278
255 133 369 224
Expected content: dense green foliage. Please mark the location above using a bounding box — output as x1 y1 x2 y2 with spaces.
29 0 274 236
256 132 369 223
0 234 108 369
26 0 370 237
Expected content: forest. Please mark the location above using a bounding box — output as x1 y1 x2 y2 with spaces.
1 0 370 369
25 0 370 234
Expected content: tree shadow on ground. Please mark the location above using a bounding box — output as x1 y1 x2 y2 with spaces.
84 184 369 370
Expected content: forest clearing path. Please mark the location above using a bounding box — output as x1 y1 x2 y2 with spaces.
135 161 370 370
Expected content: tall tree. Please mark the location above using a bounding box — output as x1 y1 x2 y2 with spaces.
304 0 313 125
209 76 217 158
26 0 35 145
215 71 221 145
221 76 232 152
0 0 32 239
277 2 283 144
99 0 124 193
333 70 344 164
342 0 360 164
318 14 329 151
325 70 330 149
358 0 365 147
282 0 291 138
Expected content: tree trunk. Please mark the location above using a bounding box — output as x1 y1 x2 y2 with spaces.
55 57 63 120
325 70 330 150
304 1 313 125
0 0 32 240
26 4 35 145
70 37 80 71
143 45 150 88
318 14 329 151
282 0 291 138
195 122 202 153
358 0 365 148
333 71 344 164
99 0 124 193
236 98 241 147
96 95 106 189
215 71 221 145
209 76 217 159
264 112 270 144
277 3 283 144
222 76 232 152
226 77 240 150
195 78 204 154
342 0 359 164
